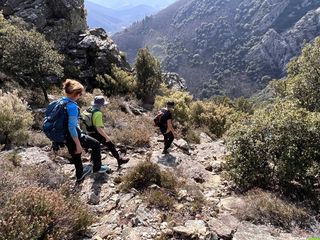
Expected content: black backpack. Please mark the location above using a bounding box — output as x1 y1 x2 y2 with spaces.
154 108 167 127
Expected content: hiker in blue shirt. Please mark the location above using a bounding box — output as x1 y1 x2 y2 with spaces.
62 79 110 182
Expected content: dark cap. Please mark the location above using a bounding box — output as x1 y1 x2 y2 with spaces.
166 101 175 107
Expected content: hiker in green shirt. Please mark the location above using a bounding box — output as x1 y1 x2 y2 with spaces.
82 96 129 167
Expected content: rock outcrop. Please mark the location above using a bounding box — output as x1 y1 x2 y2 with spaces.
0 0 131 85
162 72 187 90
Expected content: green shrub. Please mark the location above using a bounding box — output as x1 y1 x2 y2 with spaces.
237 189 312 230
121 160 177 192
155 89 193 124
190 100 233 137
0 91 33 148
0 187 93 240
135 48 162 102
226 100 320 196
96 64 136 96
284 37 320 112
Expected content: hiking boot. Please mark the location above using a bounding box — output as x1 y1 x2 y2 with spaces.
117 157 130 167
76 165 92 183
97 165 112 174
162 149 169 155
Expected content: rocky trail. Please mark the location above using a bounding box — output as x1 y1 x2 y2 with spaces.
8 132 314 240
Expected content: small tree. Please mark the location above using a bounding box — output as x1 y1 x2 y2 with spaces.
135 48 162 102
0 14 64 102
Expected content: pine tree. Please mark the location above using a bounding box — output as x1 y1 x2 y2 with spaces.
135 48 162 102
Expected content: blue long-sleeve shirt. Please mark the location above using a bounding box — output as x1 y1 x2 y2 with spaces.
61 97 79 138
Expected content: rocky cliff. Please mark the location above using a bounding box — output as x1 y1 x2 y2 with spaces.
113 0 320 98
0 0 130 86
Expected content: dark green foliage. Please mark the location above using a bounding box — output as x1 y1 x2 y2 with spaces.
135 48 162 102
226 100 320 197
281 37 320 112
96 64 136 96
0 14 64 102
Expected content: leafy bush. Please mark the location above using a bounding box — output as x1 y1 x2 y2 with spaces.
190 101 233 137
283 37 320 112
0 14 64 102
135 48 162 102
0 91 33 148
96 64 136 96
0 187 93 240
226 100 320 196
237 189 312 230
121 160 177 192
154 88 193 124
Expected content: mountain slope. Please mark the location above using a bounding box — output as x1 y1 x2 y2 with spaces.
85 0 176 34
85 1 155 34
86 0 176 10
113 0 320 98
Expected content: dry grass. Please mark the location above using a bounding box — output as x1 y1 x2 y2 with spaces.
121 160 177 192
0 187 93 240
3 151 22 167
0 158 93 240
144 189 175 210
106 111 154 148
27 131 51 148
237 189 312 230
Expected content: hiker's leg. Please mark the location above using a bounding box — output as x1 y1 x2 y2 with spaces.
80 134 102 172
163 133 170 150
168 131 174 148
164 131 174 151
66 135 83 179
105 141 120 159
72 154 83 179
90 132 120 160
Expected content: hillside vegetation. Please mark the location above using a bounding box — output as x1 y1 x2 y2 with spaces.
1 0 320 239
114 0 320 98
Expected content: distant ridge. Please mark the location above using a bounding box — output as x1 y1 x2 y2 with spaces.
113 0 320 98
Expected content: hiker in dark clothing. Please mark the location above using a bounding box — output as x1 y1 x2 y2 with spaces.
159 101 175 154
82 96 129 167
63 80 110 182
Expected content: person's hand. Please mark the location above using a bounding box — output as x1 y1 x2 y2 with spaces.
75 144 83 154
105 136 111 142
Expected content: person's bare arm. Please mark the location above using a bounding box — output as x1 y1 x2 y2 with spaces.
96 127 111 142
73 137 83 154
167 119 175 135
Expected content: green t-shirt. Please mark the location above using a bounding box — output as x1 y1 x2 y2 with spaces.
92 111 104 128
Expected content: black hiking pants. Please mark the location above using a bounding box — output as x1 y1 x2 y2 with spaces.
89 132 120 160
163 131 174 151
66 130 102 180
